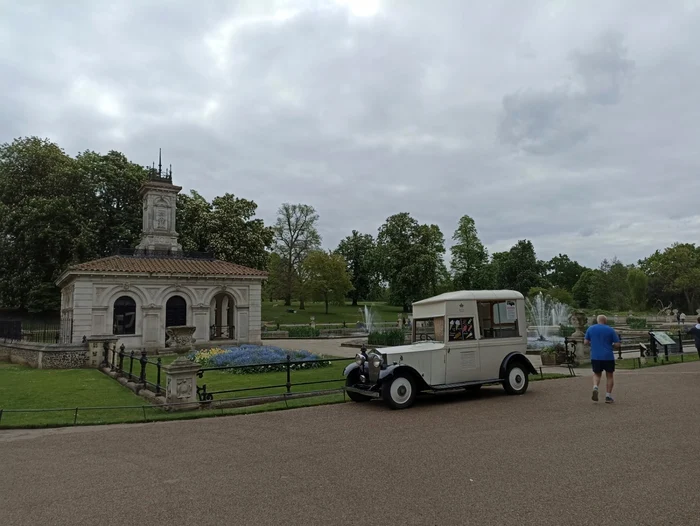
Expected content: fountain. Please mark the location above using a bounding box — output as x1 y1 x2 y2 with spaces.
525 292 571 348
359 305 378 334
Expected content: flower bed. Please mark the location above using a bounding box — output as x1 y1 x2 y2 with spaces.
187 344 332 374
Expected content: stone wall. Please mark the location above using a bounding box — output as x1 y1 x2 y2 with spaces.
0 341 90 369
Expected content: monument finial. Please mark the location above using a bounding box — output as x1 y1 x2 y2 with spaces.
158 148 162 177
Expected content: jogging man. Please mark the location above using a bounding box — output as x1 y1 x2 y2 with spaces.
584 314 621 403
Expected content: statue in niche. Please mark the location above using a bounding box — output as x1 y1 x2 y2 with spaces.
155 208 168 230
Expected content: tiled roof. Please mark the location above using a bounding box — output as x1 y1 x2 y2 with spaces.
66 256 268 277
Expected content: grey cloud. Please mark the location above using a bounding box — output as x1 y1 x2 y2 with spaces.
1 0 700 271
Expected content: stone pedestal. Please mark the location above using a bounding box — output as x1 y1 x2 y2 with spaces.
163 356 201 411
165 325 196 354
86 335 120 368
569 335 589 364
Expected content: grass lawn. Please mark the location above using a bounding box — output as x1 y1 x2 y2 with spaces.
615 352 699 370
261 300 404 325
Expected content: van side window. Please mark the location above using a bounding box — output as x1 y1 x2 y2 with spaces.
412 317 445 343
478 300 519 339
448 317 475 341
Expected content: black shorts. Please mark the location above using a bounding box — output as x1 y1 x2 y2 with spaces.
591 359 615 374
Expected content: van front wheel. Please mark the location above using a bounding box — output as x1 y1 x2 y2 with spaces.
503 363 529 395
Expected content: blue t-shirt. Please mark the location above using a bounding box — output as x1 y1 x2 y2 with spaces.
584 324 620 361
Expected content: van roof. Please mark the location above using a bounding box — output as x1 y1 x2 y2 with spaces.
412 290 524 305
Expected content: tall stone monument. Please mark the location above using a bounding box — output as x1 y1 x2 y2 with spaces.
136 149 183 255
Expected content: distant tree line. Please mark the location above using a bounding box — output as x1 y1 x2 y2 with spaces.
0 136 697 315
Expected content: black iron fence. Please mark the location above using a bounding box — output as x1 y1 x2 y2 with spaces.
107 344 165 396
0 321 65 344
195 356 355 402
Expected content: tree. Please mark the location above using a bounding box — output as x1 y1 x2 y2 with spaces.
273 203 321 308
0 137 94 311
74 150 148 257
450 214 489 290
627 268 648 311
177 191 274 270
493 240 546 294
606 258 630 311
546 254 586 291
263 252 285 302
572 270 595 308
528 286 574 306
303 250 353 314
336 230 377 305
639 243 700 312
375 213 446 311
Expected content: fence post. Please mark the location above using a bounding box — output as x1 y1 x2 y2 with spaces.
156 357 162 395
128 351 135 380
111 345 117 372
678 330 684 354
286 354 292 393
139 350 147 385
118 344 125 373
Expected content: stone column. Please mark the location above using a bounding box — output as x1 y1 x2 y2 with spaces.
163 356 201 411
86 335 120 368
569 310 589 363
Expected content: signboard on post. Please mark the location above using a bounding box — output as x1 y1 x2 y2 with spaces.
651 331 676 346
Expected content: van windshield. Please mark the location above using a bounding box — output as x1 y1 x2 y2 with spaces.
411 317 445 343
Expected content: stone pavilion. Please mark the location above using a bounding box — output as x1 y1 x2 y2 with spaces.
55 155 267 350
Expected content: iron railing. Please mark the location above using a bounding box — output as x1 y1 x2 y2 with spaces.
107 344 164 396
0 321 66 344
195 355 355 402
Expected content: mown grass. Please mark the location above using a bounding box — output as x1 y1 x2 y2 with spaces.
0 357 571 429
261 300 404 325
615 352 699 370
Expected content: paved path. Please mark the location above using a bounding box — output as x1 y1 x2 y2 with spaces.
3 362 700 525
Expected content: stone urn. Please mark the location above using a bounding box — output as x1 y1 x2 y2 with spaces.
165 325 196 354
570 310 587 338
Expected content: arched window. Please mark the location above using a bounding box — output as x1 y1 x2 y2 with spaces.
166 295 187 327
113 296 136 335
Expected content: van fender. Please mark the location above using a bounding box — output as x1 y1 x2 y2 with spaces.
343 362 360 377
500 352 538 378
378 364 431 390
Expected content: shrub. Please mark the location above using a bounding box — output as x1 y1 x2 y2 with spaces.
284 326 321 338
187 344 332 374
558 324 575 337
368 329 406 347
626 317 648 330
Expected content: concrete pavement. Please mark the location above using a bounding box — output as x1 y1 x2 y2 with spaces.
3 361 700 525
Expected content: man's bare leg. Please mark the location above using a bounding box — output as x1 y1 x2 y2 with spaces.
605 372 615 402
592 372 601 401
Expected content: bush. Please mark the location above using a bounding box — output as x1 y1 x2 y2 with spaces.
187 344 331 374
284 326 321 338
626 317 648 330
559 325 575 337
368 329 406 347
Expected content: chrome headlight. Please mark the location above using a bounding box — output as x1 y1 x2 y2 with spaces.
370 352 383 368
355 353 365 366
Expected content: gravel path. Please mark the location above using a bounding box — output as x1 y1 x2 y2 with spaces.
2 362 700 525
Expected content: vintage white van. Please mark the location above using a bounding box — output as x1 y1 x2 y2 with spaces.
343 290 537 409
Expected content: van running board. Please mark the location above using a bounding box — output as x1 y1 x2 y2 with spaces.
430 379 504 391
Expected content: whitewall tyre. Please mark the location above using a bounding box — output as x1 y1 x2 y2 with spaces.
503 364 529 395
382 373 417 409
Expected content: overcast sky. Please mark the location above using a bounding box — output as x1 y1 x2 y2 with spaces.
2 0 699 269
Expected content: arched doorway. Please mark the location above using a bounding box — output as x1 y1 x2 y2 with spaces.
165 295 187 328
210 293 235 340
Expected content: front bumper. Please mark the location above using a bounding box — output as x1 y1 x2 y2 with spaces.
345 385 381 398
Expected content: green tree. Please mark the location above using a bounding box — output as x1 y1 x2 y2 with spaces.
376 213 446 311
74 150 148 257
607 258 630 311
639 243 700 312
572 270 595 308
546 254 586 291
303 250 354 314
263 252 285 302
273 203 321 308
176 191 274 270
528 286 574 306
494 240 546 294
626 267 649 311
450 214 489 290
336 230 377 306
0 137 94 311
